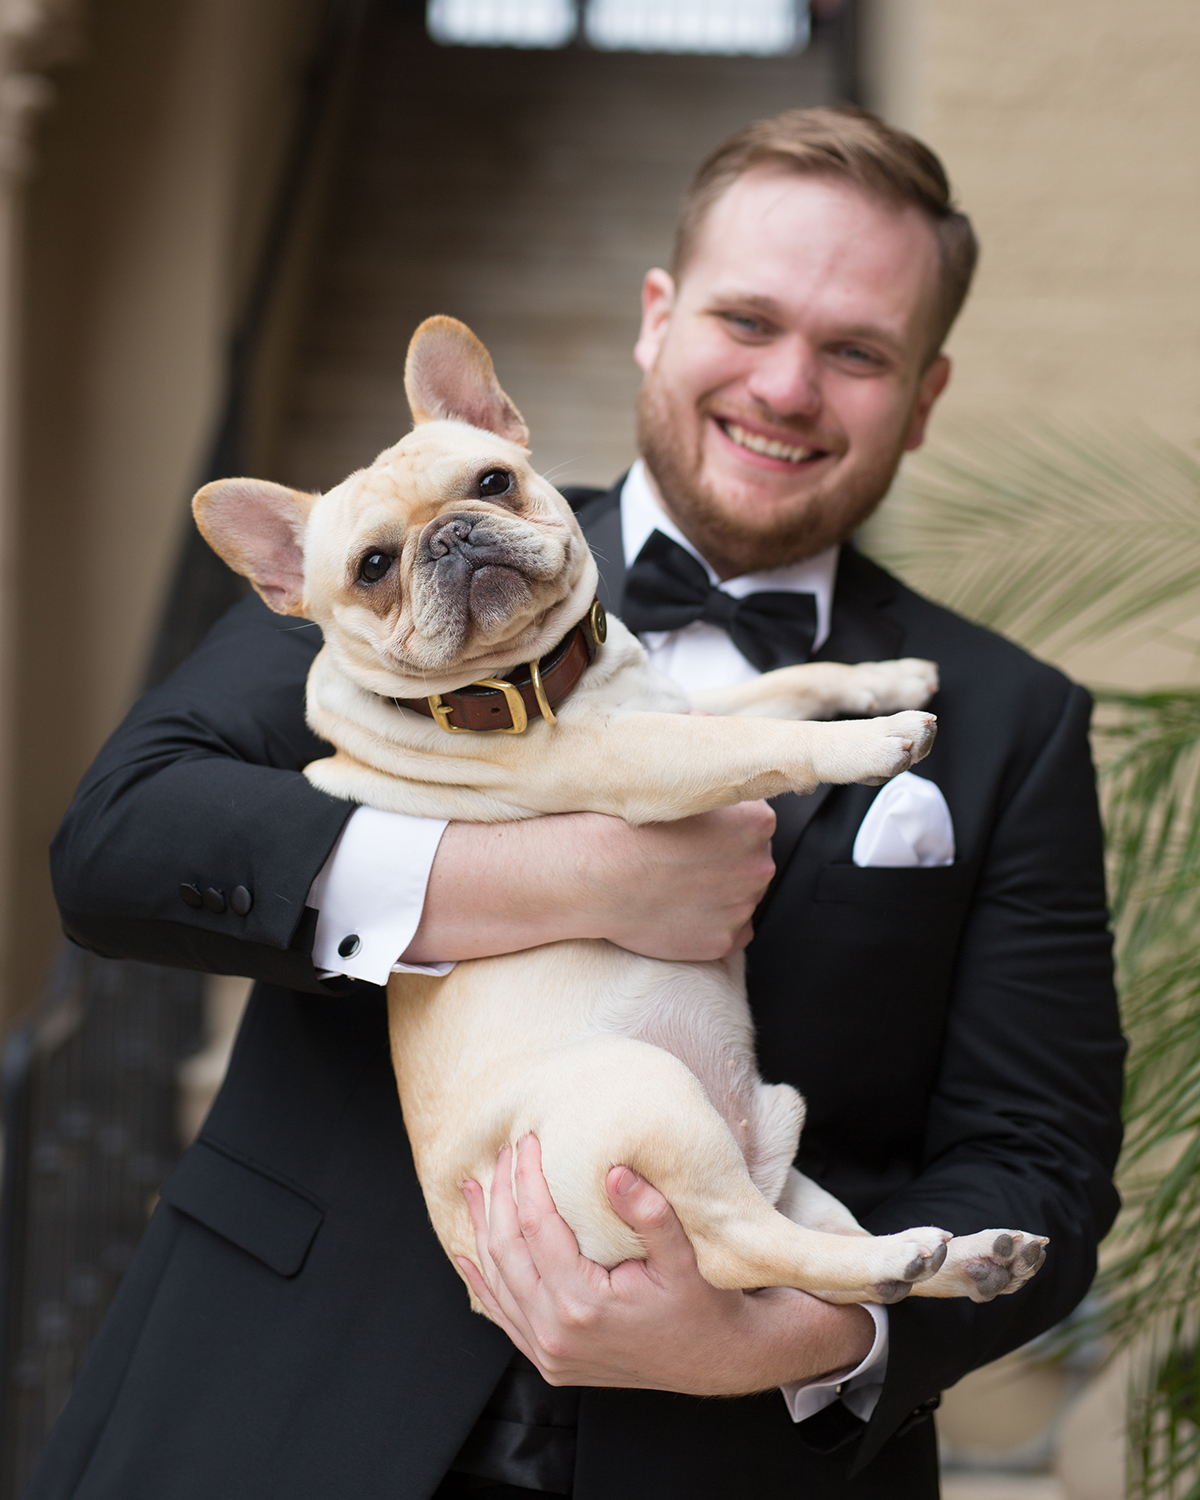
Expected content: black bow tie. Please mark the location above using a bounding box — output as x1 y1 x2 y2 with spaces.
622 530 818 673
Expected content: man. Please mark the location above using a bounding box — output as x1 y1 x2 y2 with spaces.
37 107 1123 1500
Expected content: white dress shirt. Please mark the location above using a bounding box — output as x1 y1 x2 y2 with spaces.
305 458 921 1422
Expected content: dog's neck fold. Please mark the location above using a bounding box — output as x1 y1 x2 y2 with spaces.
387 599 606 735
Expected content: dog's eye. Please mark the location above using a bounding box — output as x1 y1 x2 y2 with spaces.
477 468 513 498
358 551 393 584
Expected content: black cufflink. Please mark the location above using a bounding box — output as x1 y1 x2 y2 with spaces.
202 887 226 914
179 883 203 908
230 885 253 916
338 934 361 958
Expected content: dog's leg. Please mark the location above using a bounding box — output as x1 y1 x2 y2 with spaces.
305 704 938 822
690 659 939 722
472 1035 952 1305
772 1169 1049 1305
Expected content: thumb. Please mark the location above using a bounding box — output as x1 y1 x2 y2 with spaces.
606 1165 698 1277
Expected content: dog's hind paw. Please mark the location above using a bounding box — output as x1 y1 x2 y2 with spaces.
939 1229 1049 1302
866 1225 952 1302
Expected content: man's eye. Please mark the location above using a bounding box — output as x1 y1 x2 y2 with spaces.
358 552 393 584
478 468 513 497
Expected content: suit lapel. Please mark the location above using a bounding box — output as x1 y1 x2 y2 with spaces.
813 542 906 665
574 482 626 613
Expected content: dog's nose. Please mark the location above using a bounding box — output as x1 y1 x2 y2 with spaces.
427 515 475 559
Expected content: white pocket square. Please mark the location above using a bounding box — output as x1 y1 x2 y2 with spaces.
852 771 955 868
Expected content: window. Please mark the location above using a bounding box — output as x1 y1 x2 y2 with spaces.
586 0 806 54
428 0 810 54
427 0 576 49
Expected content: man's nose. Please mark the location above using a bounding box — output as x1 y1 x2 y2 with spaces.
745 339 821 421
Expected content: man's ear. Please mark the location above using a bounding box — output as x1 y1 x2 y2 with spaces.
634 269 675 374
404 315 529 446
192 478 314 615
904 354 951 452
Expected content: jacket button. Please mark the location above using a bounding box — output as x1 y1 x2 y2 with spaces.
230 885 253 916
337 934 361 958
203 887 226 914
179 883 203 908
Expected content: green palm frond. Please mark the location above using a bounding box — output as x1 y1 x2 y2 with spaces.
1096 691 1200 951
865 421 1200 1499
867 421 1200 655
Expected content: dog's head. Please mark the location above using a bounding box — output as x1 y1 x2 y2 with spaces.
193 316 598 697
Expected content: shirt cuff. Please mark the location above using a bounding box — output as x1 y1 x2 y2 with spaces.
307 806 454 985
780 1304 889 1424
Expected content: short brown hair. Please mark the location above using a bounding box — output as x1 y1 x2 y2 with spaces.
673 105 978 360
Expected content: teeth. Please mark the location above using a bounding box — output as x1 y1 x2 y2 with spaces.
723 421 815 464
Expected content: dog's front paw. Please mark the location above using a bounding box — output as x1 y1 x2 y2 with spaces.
940 1230 1049 1302
852 659 940 714
810 710 938 787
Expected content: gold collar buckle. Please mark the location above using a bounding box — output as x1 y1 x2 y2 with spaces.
427 676 529 734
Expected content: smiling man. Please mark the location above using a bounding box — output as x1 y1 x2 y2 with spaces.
39 108 1123 1500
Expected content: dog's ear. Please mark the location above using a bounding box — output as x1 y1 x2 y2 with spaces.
404 315 529 447
192 478 314 616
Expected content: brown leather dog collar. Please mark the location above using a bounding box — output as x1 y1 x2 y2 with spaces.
394 599 607 734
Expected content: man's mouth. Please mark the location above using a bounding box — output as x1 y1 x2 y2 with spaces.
718 419 825 466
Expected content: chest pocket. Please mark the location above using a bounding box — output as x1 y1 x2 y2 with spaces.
815 862 968 906
812 862 975 977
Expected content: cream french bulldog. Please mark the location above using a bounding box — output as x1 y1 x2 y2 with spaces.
194 316 1047 1310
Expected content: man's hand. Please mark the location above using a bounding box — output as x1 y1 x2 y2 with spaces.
403 802 776 964
457 1135 875 1395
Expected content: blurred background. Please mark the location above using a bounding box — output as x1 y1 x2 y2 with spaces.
0 0 1195 1494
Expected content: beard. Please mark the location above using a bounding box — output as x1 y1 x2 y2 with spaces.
636 366 907 578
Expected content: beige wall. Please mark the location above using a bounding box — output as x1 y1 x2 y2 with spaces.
864 0 1200 446
5 0 322 1023
860 0 1200 693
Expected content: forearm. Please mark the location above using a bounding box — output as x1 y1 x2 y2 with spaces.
403 805 776 964
402 817 602 962
734 1290 875 1393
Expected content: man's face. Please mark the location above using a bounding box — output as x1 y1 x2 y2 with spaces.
634 169 951 578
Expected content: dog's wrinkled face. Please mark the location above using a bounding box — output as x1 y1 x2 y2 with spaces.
302 421 592 692
193 317 598 697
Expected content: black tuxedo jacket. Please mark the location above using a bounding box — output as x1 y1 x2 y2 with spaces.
34 481 1124 1500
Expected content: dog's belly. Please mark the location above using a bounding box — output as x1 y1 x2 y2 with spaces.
387 939 804 1259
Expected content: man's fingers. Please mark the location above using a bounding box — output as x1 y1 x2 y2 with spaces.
605 1165 701 1281
463 1172 546 1347
463 1177 490 1244
456 1250 502 1318
512 1135 592 1276
482 1146 543 1302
